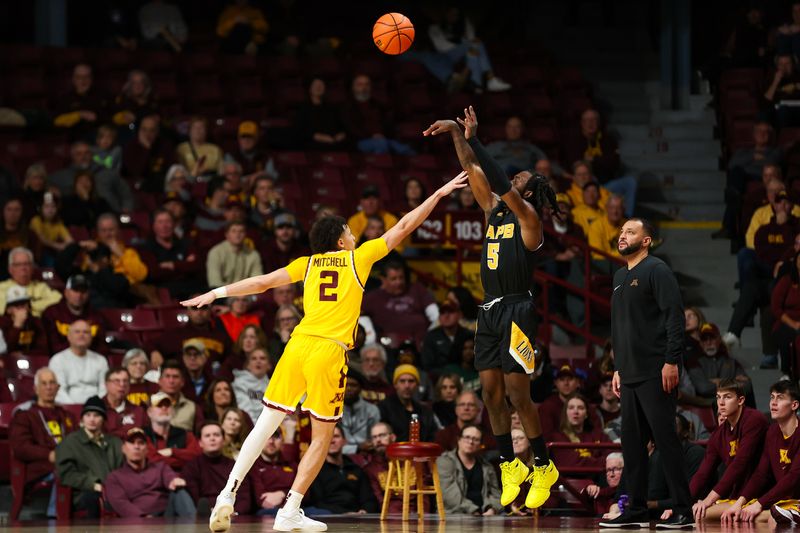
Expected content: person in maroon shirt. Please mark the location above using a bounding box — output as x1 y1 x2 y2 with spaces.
183 421 253 515
143 392 202 472
252 428 299 516
594 374 621 429
719 381 800 523
753 193 799 272
359 343 395 404
0 285 49 355
9 367 78 483
103 367 149 439
549 394 611 470
435 390 497 453
123 348 159 407
690 379 769 522
121 114 174 193
148 300 231 368
259 213 310 273
42 274 107 353
771 251 800 373
539 364 581 440
360 421 418 514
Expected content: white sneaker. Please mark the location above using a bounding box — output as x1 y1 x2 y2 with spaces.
722 331 739 350
487 77 511 91
273 508 328 531
209 492 236 532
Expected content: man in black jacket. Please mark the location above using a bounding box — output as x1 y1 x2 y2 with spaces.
600 218 693 529
377 364 437 442
421 300 473 376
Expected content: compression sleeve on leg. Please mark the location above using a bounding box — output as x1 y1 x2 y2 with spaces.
467 136 512 196
223 405 286 494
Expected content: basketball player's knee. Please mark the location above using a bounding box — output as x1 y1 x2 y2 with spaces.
481 387 504 410
507 388 532 411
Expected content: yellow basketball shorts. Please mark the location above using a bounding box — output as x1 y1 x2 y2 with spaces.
262 334 348 421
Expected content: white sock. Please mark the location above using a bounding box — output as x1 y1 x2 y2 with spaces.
283 490 304 513
222 405 286 494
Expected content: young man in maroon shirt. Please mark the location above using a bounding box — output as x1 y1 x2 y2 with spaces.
690 379 769 521
252 429 298 516
718 381 800 524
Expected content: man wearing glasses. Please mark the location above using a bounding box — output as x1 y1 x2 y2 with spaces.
0 246 62 316
103 367 148 438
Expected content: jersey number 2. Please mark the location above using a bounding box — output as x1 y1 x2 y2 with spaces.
319 270 339 301
487 243 499 270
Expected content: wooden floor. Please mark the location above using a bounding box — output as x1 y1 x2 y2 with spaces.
0 515 781 533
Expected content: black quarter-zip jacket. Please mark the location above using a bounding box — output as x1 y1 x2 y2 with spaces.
611 255 685 384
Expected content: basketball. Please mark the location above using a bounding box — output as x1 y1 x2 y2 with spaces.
372 13 414 55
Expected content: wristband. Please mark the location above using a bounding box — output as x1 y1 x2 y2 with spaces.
212 287 228 299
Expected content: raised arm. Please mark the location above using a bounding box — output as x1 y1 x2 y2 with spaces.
180 268 293 308
382 171 468 251
423 120 495 213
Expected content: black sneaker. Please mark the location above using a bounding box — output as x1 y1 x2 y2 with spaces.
599 511 650 529
655 513 695 529
771 503 800 526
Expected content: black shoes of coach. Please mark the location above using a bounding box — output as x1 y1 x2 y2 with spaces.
655 513 695 529
599 511 650 529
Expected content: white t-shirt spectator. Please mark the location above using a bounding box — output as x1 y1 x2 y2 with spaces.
50 348 109 404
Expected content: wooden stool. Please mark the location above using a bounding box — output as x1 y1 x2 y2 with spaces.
380 442 445 521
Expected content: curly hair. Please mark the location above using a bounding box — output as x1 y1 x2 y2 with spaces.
309 215 347 253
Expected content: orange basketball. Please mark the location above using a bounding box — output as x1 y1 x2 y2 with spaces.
372 13 414 55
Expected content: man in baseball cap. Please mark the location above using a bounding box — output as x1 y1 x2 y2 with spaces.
42 273 107 353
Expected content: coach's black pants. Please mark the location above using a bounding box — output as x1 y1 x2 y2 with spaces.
620 378 691 515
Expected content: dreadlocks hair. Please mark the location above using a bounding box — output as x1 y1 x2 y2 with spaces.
523 172 562 219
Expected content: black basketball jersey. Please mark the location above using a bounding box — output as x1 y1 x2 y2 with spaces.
480 202 537 297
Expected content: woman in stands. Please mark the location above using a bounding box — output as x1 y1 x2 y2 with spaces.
403 178 427 212
550 394 611 470
175 117 223 179
267 304 301 360
204 378 248 423
123 348 158 406
432 373 463 427
61 171 112 230
221 407 254 460
295 78 349 151
111 69 159 127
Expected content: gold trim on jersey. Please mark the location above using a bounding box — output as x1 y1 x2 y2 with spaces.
349 250 364 291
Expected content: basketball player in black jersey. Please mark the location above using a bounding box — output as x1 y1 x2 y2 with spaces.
424 106 559 509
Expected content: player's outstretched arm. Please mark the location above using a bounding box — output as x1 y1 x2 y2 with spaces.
382 171 469 251
180 268 293 308
423 119 495 213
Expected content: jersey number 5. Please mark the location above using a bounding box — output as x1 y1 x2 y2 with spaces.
487 243 499 270
319 270 339 301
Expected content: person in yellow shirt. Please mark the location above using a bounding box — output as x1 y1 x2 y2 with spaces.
216 0 269 56
94 214 148 285
744 180 800 249
588 195 626 264
571 180 605 236
567 160 611 209
175 117 223 178
347 185 399 241
180 171 468 533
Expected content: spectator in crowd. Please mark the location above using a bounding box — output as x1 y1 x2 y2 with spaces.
549 394 611 470
55 396 123 518
648 414 705 513
753 191 799 274
572 180 605 236
539 364 582 439
340 370 381 455
157 361 203 432
195 177 229 233
347 185 398 242
395 341 435 403
180 338 212 402
421 300 472 375
432 374 463 427
228 323 269 373
436 390 496 452
111 70 159 127
595 374 621 432
138 0 187 51
259 213 309 273
717 123 782 241
217 0 269 55
144 391 202 471
378 364 437 442
122 114 175 193
743 181 800 273
342 74 414 155
764 53 800 129
0 247 61 316
50 320 109 404
588 195 625 268
770 250 800 372
49 141 133 214
60 171 114 229
124 348 158 406
183 421 254 514
221 407 253 459
564 109 636 216
248 176 282 232
440 338 481 392
361 421 402 513
267 304 301 360
686 323 753 402
92 124 122 172
507 428 535 515
424 6 511 93
362 261 437 347
0 285 49 355
137 209 202 300
204 379 239 421
228 121 278 181
222 162 247 201
296 78 348 150
21 163 47 220
218 296 261 345
359 343 394 404
104 367 148 438
252 428 299 516
29 193 73 265
306 425 378 514
446 286 478 331
437 424 503 515
206 221 263 288
689 380 768 522
0 197 39 264
402 178 427 213
487 116 564 174
175 116 222 177
149 297 231 366
105 427 195 517
53 64 106 132
585 452 625 516
724 6 767 68
233 347 272 422
10 368 77 487
163 164 191 203
42 274 106 353
566 160 611 209
95 213 149 287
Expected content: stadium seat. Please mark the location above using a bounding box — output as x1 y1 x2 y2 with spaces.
318 152 353 168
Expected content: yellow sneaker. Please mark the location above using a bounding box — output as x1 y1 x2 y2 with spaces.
499 458 530 506
524 460 559 509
